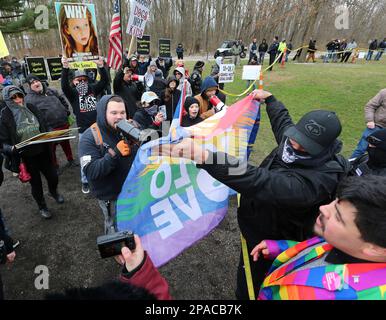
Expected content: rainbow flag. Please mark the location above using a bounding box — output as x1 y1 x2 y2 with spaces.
117 91 260 267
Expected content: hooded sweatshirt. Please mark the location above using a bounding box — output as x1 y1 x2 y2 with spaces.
194 76 219 120
25 83 70 129
78 95 137 200
173 67 192 97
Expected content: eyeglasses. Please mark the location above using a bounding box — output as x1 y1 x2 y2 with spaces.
366 135 382 146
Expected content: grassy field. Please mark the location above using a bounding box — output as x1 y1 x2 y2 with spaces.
184 58 386 164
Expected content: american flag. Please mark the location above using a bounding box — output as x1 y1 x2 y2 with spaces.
107 0 123 70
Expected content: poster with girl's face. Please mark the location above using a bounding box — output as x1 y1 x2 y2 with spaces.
55 2 99 62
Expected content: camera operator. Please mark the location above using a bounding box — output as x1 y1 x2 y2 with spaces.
133 91 166 131
78 95 138 235
0 152 16 300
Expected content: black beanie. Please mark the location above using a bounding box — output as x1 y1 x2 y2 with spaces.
184 96 199 112
26 74 41 86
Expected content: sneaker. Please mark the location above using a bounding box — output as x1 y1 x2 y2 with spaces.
39 208 52 219
82 183 90 194
12 240 20 250
50 193 64 204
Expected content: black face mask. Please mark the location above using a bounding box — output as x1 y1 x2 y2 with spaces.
367 147 386 168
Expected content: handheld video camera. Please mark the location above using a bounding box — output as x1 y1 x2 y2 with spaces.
97 230 136 259
116 119 159 146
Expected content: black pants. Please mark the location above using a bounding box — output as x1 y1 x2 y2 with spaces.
177 53 183 59
235 245 273 300
0 273 3 300
23 146 58 209
341 52 352 63
269 53 276 71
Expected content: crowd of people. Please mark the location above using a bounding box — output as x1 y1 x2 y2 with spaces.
0 35 385 300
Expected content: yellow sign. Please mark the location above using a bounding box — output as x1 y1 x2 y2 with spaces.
0 31 9 58
69 61 97 69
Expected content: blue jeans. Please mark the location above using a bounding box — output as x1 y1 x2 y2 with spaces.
375 50 384 61
78 132 88 184
351 126 383 159
324 50 333 62
366 51 373 61
246 80 256 90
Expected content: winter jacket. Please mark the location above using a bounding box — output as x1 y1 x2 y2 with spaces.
173 67 192 97
326 41 336 51
258 42 268 53
138 57 152 75
369 40 378 50
258 237 386 300
120 252 172 300
113 69 141 119
0 86 47 172
161 77 181 121
79 95 137 201
364 88 386 128
189 68 203 96
197 95 349 249
194 77 220 120
267 41 279 55
176 45 184 54
181 114 203 127
61 66 108 133
149 71 167 99
25 84 70 130
133 108 162 131
156 59 173 79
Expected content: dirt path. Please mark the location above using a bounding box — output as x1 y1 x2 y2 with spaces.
1 137 239 299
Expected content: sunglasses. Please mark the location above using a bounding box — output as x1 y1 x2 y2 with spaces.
146 99 159 107
10 93 24 100
366 135 382 146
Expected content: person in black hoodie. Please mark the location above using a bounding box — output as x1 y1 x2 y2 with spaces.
258 39 268 65
0 86 64 219
161 76 181 121
189 61 205 96
24 74 76 170
160 89 350 299
78 95 138 234
113 67 141 119
181 96 202 127
349 129 386 177
61 56 108 194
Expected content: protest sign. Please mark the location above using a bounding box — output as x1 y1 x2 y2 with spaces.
55 2 99 64
46 57 63 81
0 31 9 58
218 63 235 83
158 38 171 58
242 65 262 81
25 57 48 81
137 35 151 55
126 0 152 38
15 128 79 150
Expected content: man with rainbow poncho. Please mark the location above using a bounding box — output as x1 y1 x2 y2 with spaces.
252 175 386 300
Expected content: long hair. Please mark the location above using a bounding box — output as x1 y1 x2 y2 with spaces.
59 5 98 58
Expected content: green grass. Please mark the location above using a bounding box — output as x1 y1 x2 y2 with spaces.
185 58 386 164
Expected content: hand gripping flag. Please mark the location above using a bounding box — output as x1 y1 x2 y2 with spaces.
117 83 260 267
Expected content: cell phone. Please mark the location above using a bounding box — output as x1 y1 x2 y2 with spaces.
159 105 167 119
96 230 136 259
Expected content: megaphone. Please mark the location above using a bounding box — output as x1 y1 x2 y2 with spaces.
209 95 227 113
131 73 154 87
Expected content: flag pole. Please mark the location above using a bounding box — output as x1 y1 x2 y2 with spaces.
119 0 124 61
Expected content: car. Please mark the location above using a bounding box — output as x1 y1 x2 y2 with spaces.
214 40 246 59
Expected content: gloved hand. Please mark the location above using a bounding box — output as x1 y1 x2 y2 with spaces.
114 140 131 157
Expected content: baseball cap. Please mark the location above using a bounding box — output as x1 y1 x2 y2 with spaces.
284 110 342 156
141 91 159 104
26 74 41 86
73 70 89 79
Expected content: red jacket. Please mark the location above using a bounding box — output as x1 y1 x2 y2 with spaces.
119 252 172 300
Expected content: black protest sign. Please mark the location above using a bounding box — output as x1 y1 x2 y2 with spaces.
137 35 151 55
25 57 48 81
158 38 171 58
46 57 63 81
